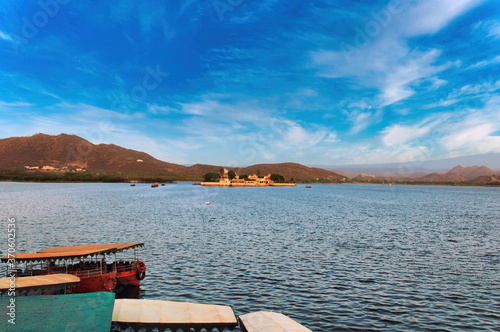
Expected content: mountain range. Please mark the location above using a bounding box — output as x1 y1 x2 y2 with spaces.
413 165 499 182
320 154 500 178
0 133 498 184
0 134 345 182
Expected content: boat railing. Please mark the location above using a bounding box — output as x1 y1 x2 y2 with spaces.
0 266 24 277
70 267 104 277
115 260 136 272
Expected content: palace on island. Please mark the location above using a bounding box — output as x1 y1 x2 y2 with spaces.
201 169 296 187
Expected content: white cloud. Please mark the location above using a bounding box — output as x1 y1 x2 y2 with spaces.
147 104 175 114
466 55 500 69
0 101 33 108
382 118 442 146
280 122 326 148
487 20 500 39
53 102 143 121
311 0 482 107
325 133 339 143
0 31 13 42
400 0 483 36
262 152 277 161
439 97 500 155
347 109 383 134
424 80 500 109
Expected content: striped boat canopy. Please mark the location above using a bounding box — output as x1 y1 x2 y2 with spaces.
0 274 80 294
37 243 144 254
1 243 144 263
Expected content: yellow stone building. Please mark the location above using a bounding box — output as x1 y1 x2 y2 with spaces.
201 169 295 187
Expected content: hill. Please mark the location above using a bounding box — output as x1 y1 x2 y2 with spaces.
0 133 187 175
468 175 500 184
413 165 497 183
414 172 468 183
0 134 345 182
447 165 497 179
185 163 345 182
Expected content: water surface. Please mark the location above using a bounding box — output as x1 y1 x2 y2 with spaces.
1 182 499 331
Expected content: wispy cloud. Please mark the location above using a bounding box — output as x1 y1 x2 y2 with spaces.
311 0 483 107
439 96 500 156
0 31 13 42
347 108 383 134
0 1 498 165
0 101 33 108
381 117 444 147
487 20 500 39
466 55 500 69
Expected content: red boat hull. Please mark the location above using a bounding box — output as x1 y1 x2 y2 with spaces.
71 271 117 293
116 270 141 287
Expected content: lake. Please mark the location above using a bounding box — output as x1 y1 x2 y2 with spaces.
1 182 499 331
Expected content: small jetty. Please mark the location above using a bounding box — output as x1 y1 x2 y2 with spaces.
240 311 312 332
112 299 238 331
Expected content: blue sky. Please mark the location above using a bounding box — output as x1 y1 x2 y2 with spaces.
1 0 500 167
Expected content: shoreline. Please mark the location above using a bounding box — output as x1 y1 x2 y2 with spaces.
0 179 498 187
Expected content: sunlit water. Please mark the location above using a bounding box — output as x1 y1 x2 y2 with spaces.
1 182 499 331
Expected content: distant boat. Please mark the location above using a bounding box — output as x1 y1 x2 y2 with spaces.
192 182 201 185
206 202 210 205
306 185 312 188
151 183 159 188
131 184 136 186
161 183 165 186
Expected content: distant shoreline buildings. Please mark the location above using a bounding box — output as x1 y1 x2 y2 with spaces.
201 168 296 187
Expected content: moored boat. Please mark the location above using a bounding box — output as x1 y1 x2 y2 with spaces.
1 243 146 293
151 183 159 188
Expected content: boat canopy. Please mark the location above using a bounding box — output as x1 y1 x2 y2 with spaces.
37 242 144 254
0 274 80 294
1 243 144 263
239 311 312 332
112 299 238 331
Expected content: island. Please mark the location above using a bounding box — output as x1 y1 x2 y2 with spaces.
201 168 296 187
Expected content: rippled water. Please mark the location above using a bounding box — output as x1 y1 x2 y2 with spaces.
1 182 499 331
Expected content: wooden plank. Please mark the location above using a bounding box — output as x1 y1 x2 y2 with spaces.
0 292 115 332
112 299 238 331
240 311 312 332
